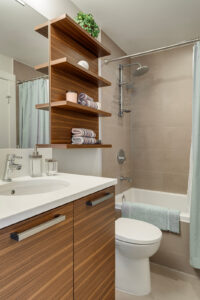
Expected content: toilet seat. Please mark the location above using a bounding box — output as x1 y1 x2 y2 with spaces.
116 218 162 245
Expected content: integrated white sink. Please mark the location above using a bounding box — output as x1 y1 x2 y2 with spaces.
0 173 117 229
0 179 69 196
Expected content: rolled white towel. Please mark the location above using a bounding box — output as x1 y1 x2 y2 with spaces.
78 93 94 102
78 98 98 109
71 128 96 138
78 93 99 109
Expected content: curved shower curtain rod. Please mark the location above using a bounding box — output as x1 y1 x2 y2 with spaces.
104 37 200 64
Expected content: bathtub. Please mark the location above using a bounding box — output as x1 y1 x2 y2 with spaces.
115 188 190 223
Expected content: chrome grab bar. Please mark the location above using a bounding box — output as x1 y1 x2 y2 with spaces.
86 193 114 207
10 215 66 242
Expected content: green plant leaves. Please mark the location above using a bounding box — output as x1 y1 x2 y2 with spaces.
74 11 100 38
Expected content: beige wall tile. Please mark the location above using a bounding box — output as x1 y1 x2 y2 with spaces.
132 170 164 191
132 149 166 172
163 172 189 194
131 45 193 193
163 148 190 173
151 222 200 276
163 126 192 150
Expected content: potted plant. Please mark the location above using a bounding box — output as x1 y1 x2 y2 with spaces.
74 12 100 38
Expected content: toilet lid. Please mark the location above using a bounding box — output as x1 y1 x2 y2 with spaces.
115 218 162 245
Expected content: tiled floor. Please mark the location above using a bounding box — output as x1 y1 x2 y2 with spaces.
116 263 200 300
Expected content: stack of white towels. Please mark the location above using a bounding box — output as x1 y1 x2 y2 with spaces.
78 93 99 109
72 128 97 145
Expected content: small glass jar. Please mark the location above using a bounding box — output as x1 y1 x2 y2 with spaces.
45 159 58 176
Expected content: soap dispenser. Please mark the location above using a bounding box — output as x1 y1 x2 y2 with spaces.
30 146 42 177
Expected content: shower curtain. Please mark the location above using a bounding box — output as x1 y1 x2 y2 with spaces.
190 42 200 269
19 78 49 148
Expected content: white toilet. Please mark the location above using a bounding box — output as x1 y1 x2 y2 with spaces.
115 217 162 296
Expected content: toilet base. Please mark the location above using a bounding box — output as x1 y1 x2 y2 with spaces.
116 247 151 296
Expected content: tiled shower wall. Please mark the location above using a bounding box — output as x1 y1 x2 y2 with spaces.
101 32 132 195
131 45 193 194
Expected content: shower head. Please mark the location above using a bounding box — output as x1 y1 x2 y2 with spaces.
121 62 149 76
133 64 149 76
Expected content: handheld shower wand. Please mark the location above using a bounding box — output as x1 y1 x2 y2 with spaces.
119 64 131 117
118 62 149 117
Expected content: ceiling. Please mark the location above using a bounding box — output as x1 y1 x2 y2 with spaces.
0 0 48 67
71 0 200 55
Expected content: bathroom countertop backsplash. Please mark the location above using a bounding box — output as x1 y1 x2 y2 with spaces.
0 148 52 179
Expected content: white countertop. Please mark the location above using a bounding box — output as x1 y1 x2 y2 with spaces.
0 173 117 229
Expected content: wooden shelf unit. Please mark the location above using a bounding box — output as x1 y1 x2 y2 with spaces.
35 13 112 149
36 101 111 117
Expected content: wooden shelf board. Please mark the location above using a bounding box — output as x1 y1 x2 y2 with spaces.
35 103 49 111
50 14 111 58
37 144 112 149
34 62 48 75
34 58 111 86
35 22 48 38
35 101 111 117
51 57 111 87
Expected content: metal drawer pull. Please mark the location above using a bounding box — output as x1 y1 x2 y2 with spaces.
86 192 114 207
10 215 66 242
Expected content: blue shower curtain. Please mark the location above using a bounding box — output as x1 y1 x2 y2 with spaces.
19 78 49 148
190 42 200 268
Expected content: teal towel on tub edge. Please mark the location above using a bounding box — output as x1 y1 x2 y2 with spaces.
121 202 180 234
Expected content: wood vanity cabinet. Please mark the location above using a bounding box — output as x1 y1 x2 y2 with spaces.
0 186 115 300
74 186 115 300
0 203 74 299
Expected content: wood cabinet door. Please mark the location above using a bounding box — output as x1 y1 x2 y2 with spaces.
0 203 73 300
74 186 115 300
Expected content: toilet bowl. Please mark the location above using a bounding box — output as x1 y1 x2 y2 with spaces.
115 217 162 296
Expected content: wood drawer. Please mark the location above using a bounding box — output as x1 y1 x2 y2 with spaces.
74 186 115 300
0 203 73 300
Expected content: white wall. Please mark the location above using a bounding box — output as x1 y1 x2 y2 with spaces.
53 149 102 176
24 0 79 19
23 0 103 177
0 53 13 74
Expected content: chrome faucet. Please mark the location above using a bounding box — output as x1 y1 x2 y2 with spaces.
3 154 22 182
120 176 132 183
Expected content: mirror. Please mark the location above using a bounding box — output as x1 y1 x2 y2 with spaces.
0 0 49 148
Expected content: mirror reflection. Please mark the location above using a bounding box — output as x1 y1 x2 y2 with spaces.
0 0 49 148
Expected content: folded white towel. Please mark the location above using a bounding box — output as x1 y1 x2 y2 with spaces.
72 137 97 144
71 128 96 138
